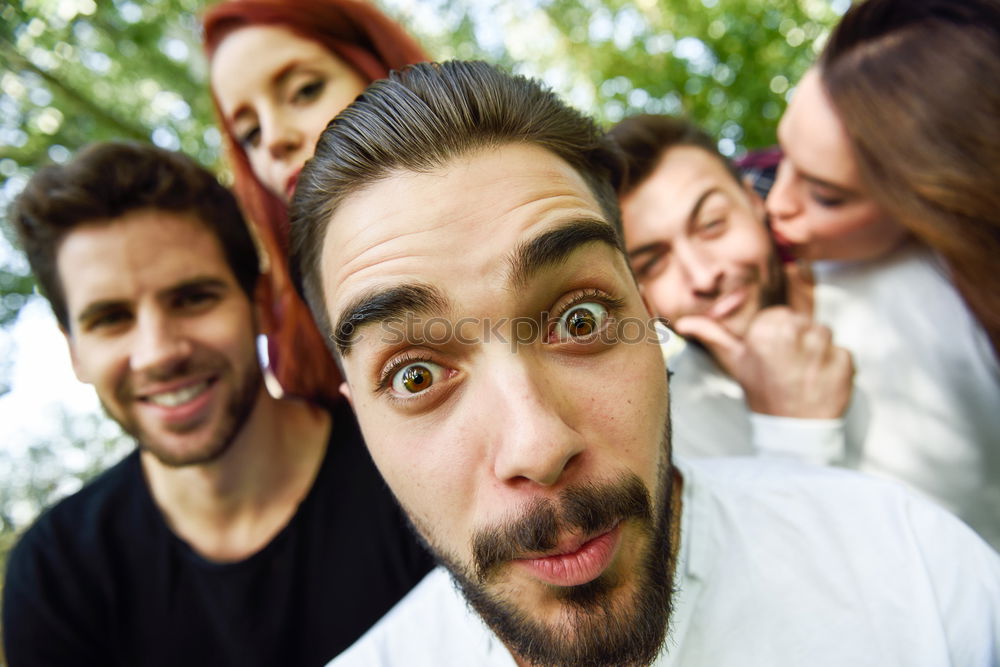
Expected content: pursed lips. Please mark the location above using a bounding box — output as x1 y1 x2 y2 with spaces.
512 522 624 587
514 522 620 561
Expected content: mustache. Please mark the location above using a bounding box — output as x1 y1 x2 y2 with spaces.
705 267 759 303
471 473 651 582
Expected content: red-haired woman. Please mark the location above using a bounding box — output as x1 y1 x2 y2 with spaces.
203 0 428 407
195 4 435 662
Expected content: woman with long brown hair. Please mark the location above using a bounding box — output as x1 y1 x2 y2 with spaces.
767 0 1000 358
766 0 1000 547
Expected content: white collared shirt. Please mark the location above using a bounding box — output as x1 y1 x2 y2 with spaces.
328 457 1000 667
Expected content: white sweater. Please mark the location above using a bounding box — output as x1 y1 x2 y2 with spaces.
669 240 1000 549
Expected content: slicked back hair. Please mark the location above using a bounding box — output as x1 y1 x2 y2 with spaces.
289 60 625 351
12 141 260 331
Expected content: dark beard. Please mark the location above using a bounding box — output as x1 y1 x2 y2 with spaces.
763 235 790 310
109 352 262 468
417 438 678 667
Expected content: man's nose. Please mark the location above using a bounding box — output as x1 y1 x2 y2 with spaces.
130 312 192 374
765 159 801 222
675 244 723 298
490 358 585 488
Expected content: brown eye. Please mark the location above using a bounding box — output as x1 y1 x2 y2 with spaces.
554 302 608 341
391 361 443 395
567 308 597 335
237 126 260 149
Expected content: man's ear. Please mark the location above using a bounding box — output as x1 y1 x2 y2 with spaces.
339 380 353 408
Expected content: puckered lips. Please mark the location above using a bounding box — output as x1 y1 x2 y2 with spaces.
513 522 623 587
770 228 801 263
135 374 219 427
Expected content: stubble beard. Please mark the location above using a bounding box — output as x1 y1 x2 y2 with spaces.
108 349 262 468
761 244 788 310
410 421 678 667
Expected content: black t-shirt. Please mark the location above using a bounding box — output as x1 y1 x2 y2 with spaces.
2 401 434 666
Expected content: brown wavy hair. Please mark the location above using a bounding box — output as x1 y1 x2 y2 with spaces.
820 0 1000 359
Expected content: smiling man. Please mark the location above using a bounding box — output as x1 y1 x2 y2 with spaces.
610 114 1000 550
290 62 1000 666
3 142 432 666
608 114 853 461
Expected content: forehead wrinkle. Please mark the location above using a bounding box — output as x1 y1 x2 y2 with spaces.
324 145 619 347
327 191 589 309
324 165 479 289
331 220 458 292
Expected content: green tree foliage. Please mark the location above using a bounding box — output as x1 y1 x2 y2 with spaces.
0 0 221 330
543 0 840 148
382 0 841 149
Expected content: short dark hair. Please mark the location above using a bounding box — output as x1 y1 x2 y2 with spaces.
607 114 743 200
289 60 625 348
12 141 260 330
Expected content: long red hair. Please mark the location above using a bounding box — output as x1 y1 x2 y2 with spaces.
202 0 428 407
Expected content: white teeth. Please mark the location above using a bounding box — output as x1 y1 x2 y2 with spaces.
147 380 210 407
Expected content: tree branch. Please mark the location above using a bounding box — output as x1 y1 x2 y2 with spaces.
0 37 149 142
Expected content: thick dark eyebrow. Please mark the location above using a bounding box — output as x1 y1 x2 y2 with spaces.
76 299 128 329
165 277 229 299
506 218 623 290
684 187 723 232
628 240 666 261
334 220 619 355
333 283 448 357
